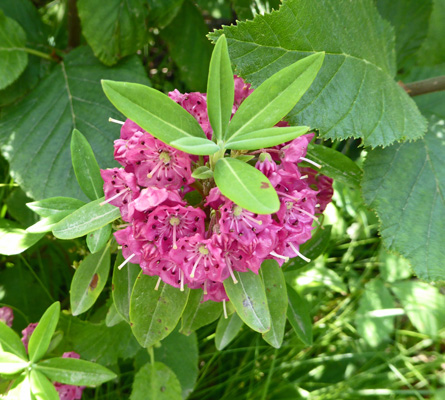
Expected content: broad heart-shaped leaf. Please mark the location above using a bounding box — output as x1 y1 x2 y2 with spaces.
226 126 309 150
0 351 27 375
102 80 207 148
0 46 150 201
77 0 149 66
215 312 244 350
224 270 271 333
214 157 279 214
30 370 59 400
27 197 86 217
52 198 121 240
129 273 190 348
112 252 140 323
0 219 44 255
36 357 117 386
286 284 312 346
180 289 222 335
207 35 234 142
28 302 60 362
169 137 220 156
71 129 104 201
86 224 111 253
0 321 27 360
260 260 287 348
226 53 323 142
130 362 182 400
363 65 445 280
70 244 111 316
209 0 427 147
0 11 28 90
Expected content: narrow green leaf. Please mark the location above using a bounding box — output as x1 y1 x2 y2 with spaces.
207 34 234 142
52 197 121 240
169 137 220 155
28 302 60 362
26 197 86 217
286 284 312 346
260 260 287 348
226 53 324 141
36 357 117 386
101 80 207 147
307 144 362 188
0 219 44 255
70 244 111 316
191 166 214 180
71 129 104 201
112 252 140 323
215 312 243 350
180 290 222 335
0 351 27 375
86 223 111 253
130 273 190 348
30 370 59 400
105 302 124 327
224 270 271 333
26 213 73 234
0 321 27 360
214 157 279 214
6 372 32 400
226 126 309 150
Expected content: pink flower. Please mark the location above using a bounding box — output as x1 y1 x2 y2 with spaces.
21 322 38 352
0 306 13 327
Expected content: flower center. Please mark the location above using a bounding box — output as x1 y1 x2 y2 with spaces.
233 205 243 217
286 201 293 210
198 245 209 255
169 216 180 226
159 151 171 164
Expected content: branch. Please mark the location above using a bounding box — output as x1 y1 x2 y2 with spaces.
401 76 445 97
67 0 81 49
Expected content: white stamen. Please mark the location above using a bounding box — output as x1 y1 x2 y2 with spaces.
300 157 321 169
147 160 164 179
225 256 238 284
190 255 202 278
294 206 321 225
108 117 125 125
270 251 289 262
118 253 136 270
117 246 122 250
172 225 177 249
244 214 263 226
300 175 308 180
100 189 127 206
180 270 185 291
223 299 228 319
289 243 311 263
154 276 162 290
204 280 208 295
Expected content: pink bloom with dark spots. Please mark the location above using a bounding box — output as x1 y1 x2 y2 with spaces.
0 306 13 327
21 322 38 352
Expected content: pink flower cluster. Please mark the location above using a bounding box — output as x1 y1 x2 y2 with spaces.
101 76 333 303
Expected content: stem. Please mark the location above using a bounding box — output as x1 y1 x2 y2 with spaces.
402 75 445 97
22 47 53 61
67 0 81 49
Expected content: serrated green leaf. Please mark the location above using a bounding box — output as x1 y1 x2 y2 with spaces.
0 321 27 360
130 273 189 348
36 357 117 386
70 244 111 315
215 312 243 350
52 197 121 240
224 270 271 333
30 370 59 400
191 166 214 180
71 129 104 201
28 302 60 362
226 53 323 142
86 224 111 253
0 219 44 255
0 11 28 90
286 284 312 346
214 157 279 214
226 126 309 150
210 0 427 147
0 351 27 375
27 197 86 217
207 35 234 142
169 137 220 155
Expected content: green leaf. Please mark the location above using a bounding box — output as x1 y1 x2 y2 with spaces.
130 273 190 348
28 302 60 362
215 312 243 350
29 370 59 400
130 362 182 400
27 197 86 217
0 351 27 375
0 10 28 90
0 219 44 255
284 225 332 272
36 357 117 386
223 270 271 333
70 244 111 316
105 302 125 327
160 0 213 91
391 281 445 338
232 0 281 20
0 321 27 360
147 0 184 28
260 260 287 348
77 0 150 66
289 264 347 294
5 188 38 227
226 53 324 142
355 278 396 347
180 289 222 335
214 157 279 214
191 166 214 180
209 0 427 147
169 137 220 156
26 214 70 234
86 224 112 253
379 248 412 283
226 126 309 150
306 145 362 188
286 284 312 346
52 197 121 240
207 35 234 142
0 46 150 200
71 129 104 201
112 252 140 323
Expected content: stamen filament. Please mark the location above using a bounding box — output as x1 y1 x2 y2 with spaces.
289 243 311 263
147 160 164 179
225 256 238 284
172 225 177 249
270 251 289 262
300 175 308 180
244 214 263 226
190 255 202 278
204 280 208 295
154 276 162 291
300 157 321 169
223 299 228 319
180 270 185 291
100 189 127 206
118 253 136 270
108 117 125 125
